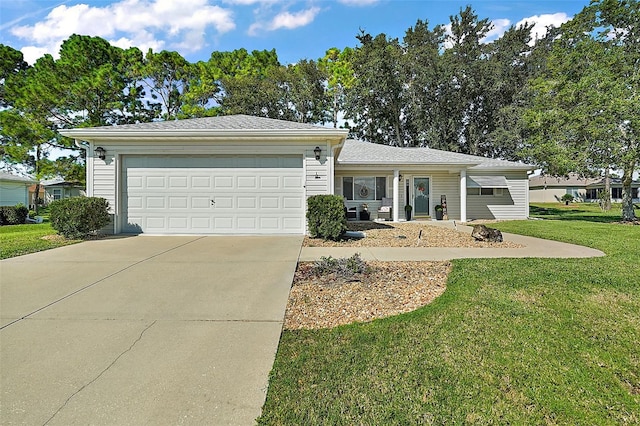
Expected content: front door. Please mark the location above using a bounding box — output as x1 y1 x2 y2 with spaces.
413 177 430 217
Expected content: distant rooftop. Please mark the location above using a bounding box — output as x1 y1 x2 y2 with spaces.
0 171 36 183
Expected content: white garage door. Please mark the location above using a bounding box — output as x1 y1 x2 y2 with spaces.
122 155 305 234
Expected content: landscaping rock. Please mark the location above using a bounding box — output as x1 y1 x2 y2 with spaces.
471 224 503 242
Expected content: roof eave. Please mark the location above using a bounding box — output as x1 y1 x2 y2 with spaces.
59 128 349 141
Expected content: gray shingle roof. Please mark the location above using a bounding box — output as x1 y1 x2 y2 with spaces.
59 114 349 141
338 139 534 170
529 173 600 188
0 171 36 183
69 115 335 132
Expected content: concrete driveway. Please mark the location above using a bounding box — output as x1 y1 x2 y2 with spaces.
1 235 302 425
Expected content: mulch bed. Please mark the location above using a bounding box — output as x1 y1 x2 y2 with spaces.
303 221 521 248
284 260 450 330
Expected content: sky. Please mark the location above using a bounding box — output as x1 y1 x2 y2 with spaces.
1 0 591 66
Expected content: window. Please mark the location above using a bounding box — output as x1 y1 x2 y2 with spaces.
586 189 598 200
468 187 501 196
342 177 386 200
612 187 623 199
52 188 62 201
566 188 581 198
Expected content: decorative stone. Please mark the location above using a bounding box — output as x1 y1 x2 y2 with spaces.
471 224 503 242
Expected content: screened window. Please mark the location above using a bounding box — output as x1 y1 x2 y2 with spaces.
52 188 62 200
468 187 502 196
612 188 623 199
343 177 386 200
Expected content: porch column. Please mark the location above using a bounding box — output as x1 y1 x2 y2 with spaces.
393 169 400 222
460 169 467 222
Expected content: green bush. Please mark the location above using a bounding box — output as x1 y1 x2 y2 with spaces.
49 197 110 238
0 204 29 225
306 194 347 240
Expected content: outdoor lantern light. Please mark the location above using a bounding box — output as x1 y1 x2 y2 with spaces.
95 146 106 160
314 146 322 160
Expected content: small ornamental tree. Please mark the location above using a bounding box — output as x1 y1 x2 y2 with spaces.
49 197 110 238
306 194 347 240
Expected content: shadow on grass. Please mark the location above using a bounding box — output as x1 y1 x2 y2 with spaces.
529 205 631 224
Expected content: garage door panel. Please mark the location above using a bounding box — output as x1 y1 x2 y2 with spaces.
237 176 257 189
237 197 256 209
191 217 211 229
123 155 304 234
260 197 279 209
146 176 166 189
168 217 188 229
214 176 233 188
283 197 302 209
283 176 303 188
146 197 165 209
169 176 187 188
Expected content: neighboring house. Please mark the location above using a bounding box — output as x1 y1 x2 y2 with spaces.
0 171 36 207
42 178 86 204
59 115 535 235
585 178 640 202
530 173 640 203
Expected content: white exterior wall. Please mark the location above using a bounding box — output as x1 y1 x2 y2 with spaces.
430 172 460 219
304 143 330 197
0 181 30 206
467 171 529 220
86 139 332 234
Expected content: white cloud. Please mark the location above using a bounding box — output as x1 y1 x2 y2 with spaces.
249 6 320 35
10 0 236 64
515 13 571 45
337 0 379 6
481 18 511 43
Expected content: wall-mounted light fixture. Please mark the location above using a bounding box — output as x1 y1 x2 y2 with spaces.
314 146 322 161
95 146 106 160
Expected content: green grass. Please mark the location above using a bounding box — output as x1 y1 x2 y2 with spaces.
258 205 640 425
0 223 80 260
529 202 637 223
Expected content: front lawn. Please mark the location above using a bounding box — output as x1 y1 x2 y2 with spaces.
0 223 80 260
258 207 640 424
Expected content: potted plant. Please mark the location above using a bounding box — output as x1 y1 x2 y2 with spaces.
435 204 444 220
404 204 412 221
360 203 370 220
561 194 574 205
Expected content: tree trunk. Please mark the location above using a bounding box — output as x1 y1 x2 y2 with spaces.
621 162 637 222
32 183 41 215
603 169 612 211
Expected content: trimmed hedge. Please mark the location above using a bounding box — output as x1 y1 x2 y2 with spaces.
306 194 347 241
0 204 29 225
49 197 110 239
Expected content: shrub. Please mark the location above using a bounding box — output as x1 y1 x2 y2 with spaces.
49 197 110 238
306 194 347 240
0 204 29 225
313 253 368 281
561 194 574 203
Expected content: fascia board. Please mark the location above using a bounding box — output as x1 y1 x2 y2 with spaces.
337 160 481 167
59 128 349 141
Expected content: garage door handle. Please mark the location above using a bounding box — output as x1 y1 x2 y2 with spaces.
210 200 215 206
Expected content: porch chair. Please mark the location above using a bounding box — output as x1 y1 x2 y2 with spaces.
344 198 358 220
377 197 393 221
